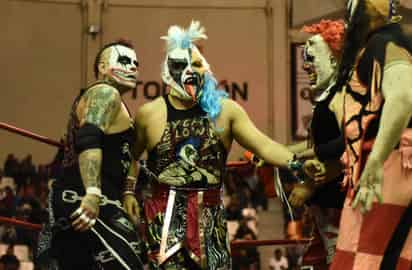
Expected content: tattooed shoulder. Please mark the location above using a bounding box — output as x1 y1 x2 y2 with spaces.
83 84 121 131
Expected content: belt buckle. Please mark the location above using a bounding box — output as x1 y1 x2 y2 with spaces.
62 190 80 203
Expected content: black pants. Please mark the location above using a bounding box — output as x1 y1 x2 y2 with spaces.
51 186 144 270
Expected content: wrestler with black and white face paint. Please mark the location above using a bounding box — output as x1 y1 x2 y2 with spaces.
134 20 325 269
40 40 145 270
161 41 209 102
97 44 139 90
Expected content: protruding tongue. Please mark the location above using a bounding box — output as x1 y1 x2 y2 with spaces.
185 84 196 102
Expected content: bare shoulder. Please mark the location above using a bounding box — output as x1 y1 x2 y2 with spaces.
221 98 247 116
80 83 122 129
385 42 412 65
221 98 240 110
136 96 164 116
85 83 121 105
135 96 165 125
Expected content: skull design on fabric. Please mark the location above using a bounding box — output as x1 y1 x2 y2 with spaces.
100 45 139 89
161 21 210 102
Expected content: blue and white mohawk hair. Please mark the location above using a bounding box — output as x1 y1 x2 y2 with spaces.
161 20 207 52
161 20 228 121
199 72 228 122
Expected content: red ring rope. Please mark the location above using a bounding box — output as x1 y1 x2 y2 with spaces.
0 122 63 148
231 238 312 248
0 216 42 231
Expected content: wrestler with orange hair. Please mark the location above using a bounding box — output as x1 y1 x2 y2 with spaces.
289 19 346 208
286 20 347 268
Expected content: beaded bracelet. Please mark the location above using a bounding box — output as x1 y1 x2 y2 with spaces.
287 155 305 184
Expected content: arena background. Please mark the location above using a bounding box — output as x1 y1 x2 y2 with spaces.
2 1 412 269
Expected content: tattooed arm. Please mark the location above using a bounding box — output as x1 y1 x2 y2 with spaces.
79 84 121 191
72 84 121 231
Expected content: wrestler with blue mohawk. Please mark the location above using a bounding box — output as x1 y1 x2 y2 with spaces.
134 20 324 269
160 20 227 120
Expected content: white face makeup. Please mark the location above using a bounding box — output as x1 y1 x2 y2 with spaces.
303 35 337 92
162 46 209 102
163 47 193 101
103 45 139 89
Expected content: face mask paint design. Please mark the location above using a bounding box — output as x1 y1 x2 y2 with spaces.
161 21 210 102
100 45 139 89
303 35 337 92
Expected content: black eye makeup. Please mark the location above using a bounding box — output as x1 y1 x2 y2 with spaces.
302 46 314 62
117 55 132 66
168 58 188 72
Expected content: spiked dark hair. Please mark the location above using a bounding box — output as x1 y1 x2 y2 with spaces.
93 39 134 79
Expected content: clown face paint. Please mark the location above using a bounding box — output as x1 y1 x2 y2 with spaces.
303 34 337 92
101 45 139 89
162 46 209 102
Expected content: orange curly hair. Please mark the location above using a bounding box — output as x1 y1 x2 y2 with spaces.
302 20 345 58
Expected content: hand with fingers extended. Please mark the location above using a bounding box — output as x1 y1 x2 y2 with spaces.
288 182 315 208
123 194 140 226
352 157 384 213
71 194 100 232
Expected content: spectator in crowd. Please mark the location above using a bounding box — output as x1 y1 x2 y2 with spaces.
0 154 52 265
14 199 39 253
232 220 259 270
226 195 243 221
20 155 36 185
0 245 20 270
3 155 18 179
0 253 20 270
0 226 17 245
269 249 288 270
285 245 306 270
242 207 258 236
0 185 16 218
